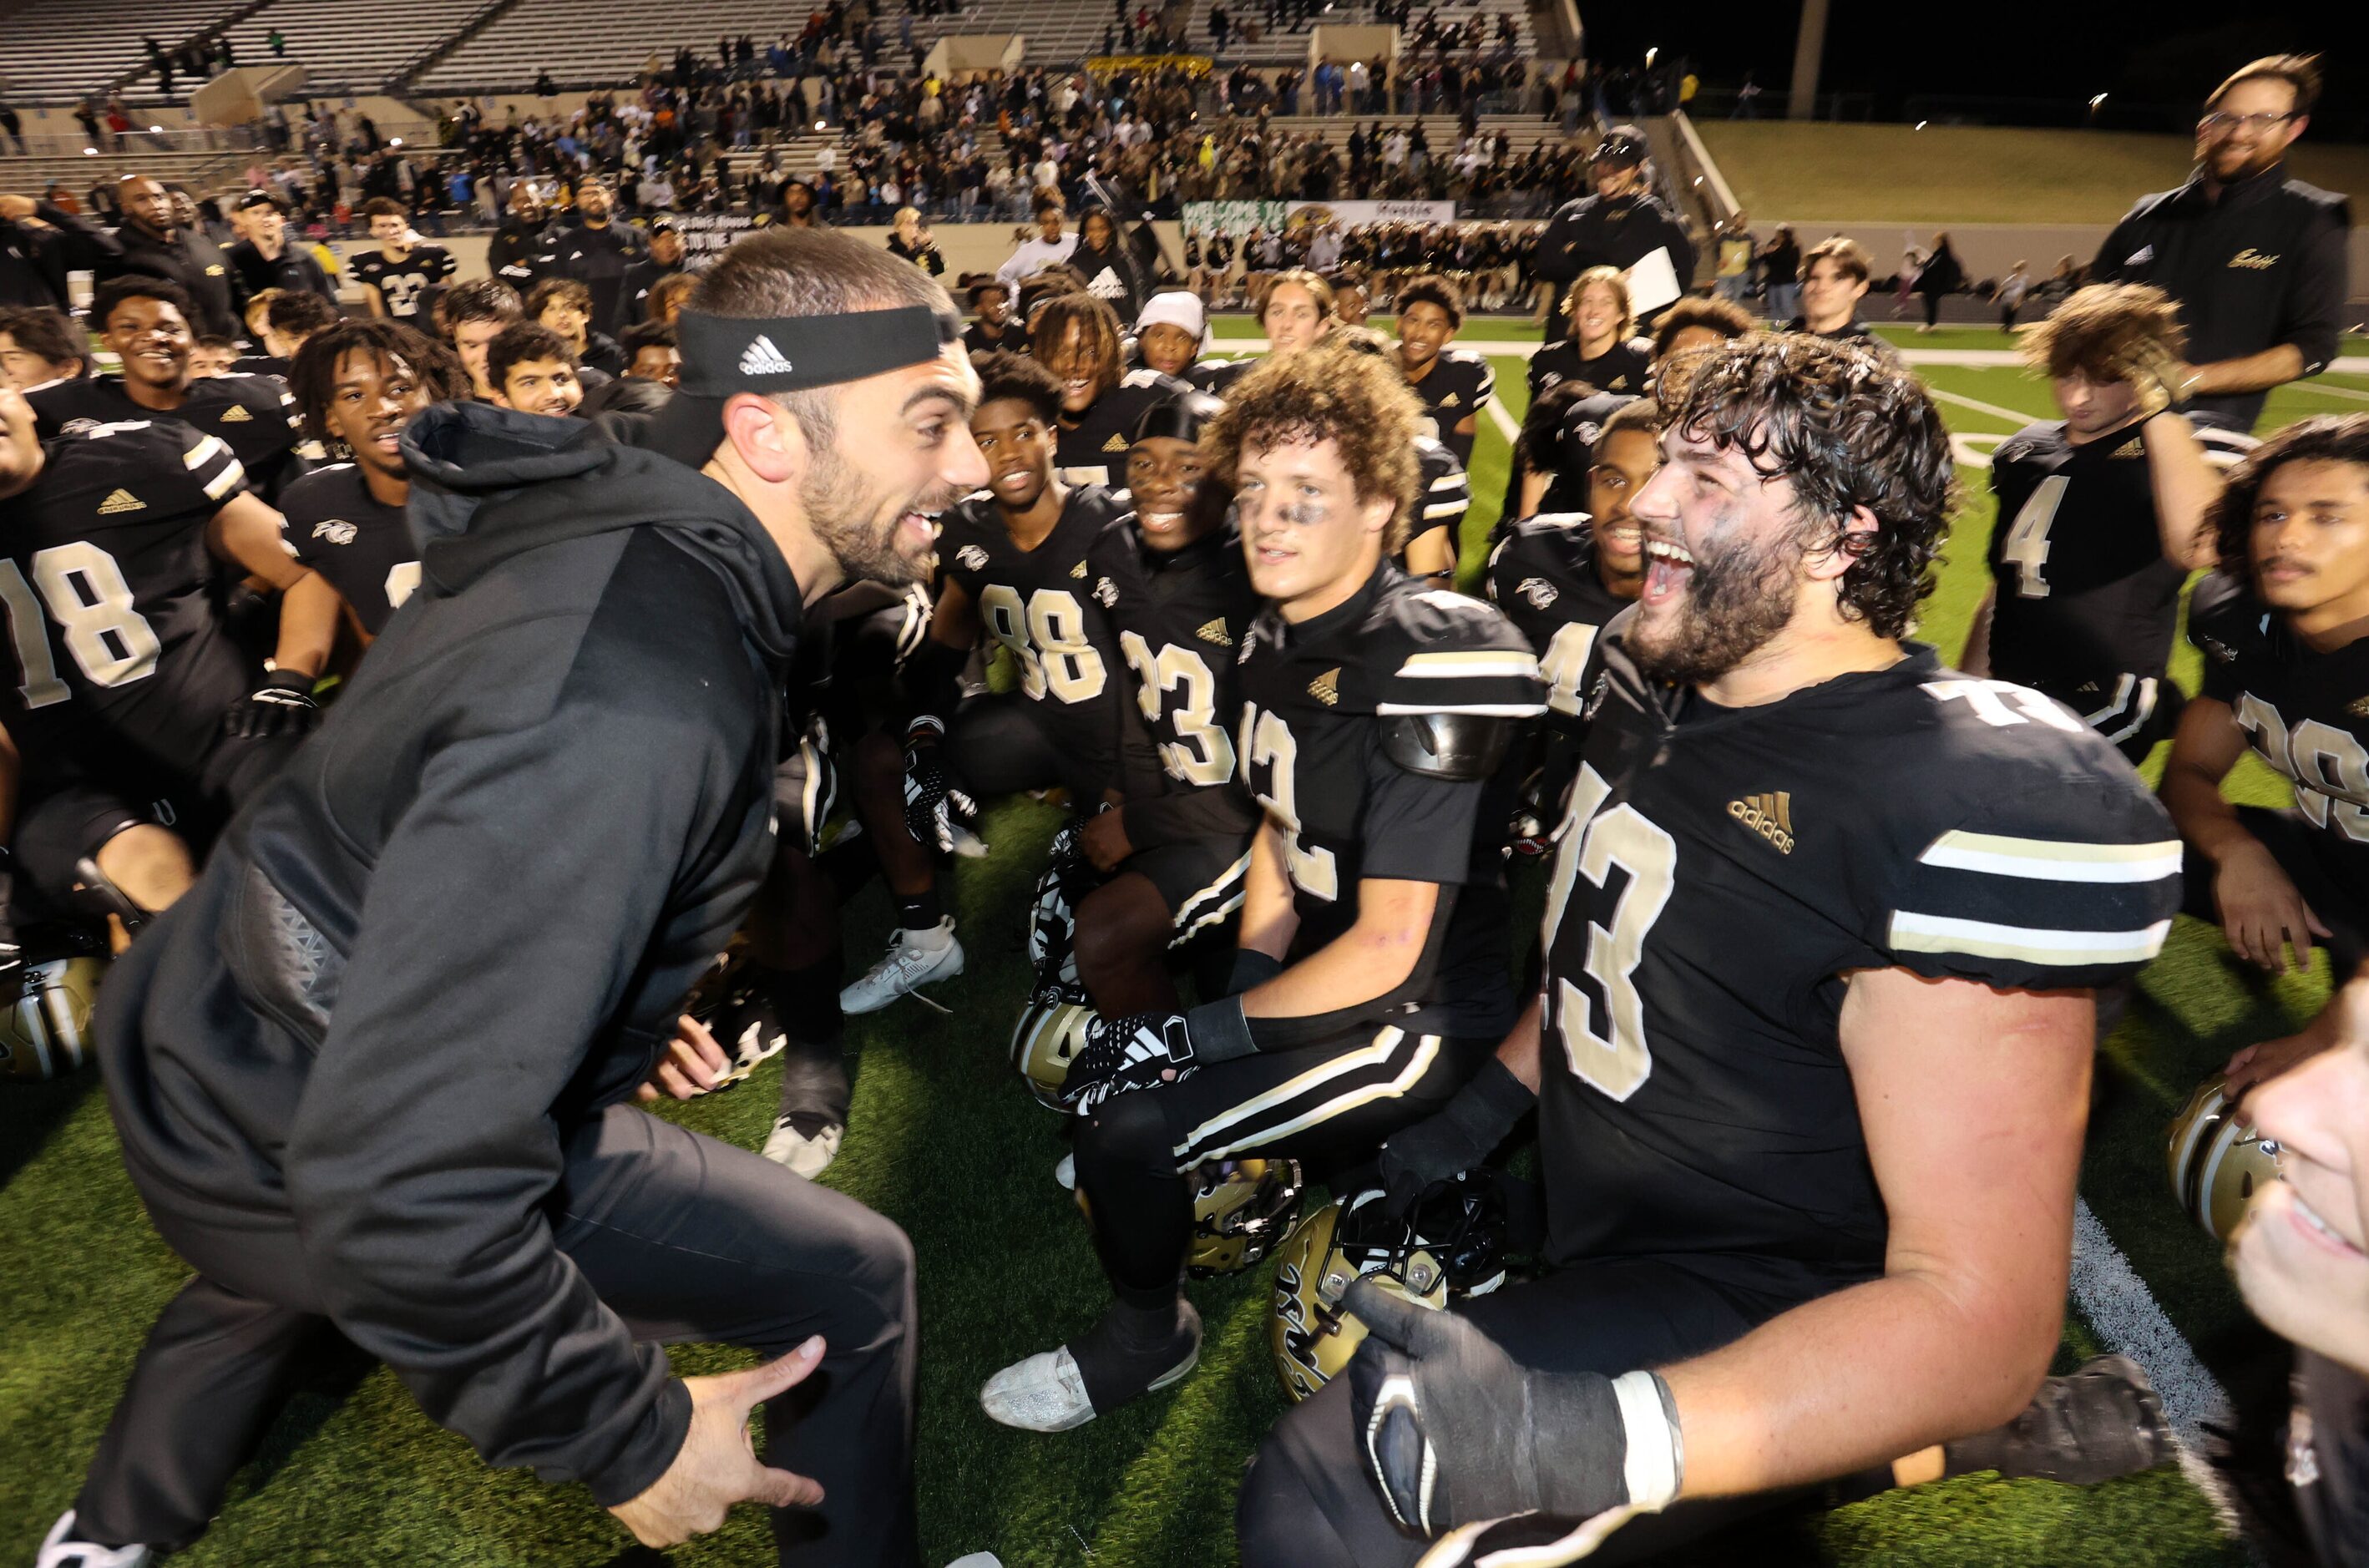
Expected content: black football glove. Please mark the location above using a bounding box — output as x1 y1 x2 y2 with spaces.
1374 1057 1536 1218
1058 1009 1199 1113
900 716 977 852
222 670 321 739
1344 1277 1680 1538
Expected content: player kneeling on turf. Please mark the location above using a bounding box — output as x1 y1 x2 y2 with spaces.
980 343 1547 1432
1237 334 2184 1567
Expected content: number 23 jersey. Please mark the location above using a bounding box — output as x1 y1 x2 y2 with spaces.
1538 629 2180 1304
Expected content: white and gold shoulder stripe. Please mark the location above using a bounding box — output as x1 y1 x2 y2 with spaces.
1918 830 2183 884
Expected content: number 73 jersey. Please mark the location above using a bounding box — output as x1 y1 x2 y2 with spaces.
1535 627 2182 1301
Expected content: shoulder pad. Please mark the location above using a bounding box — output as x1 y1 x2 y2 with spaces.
1379 710 1516 781
2186 570 2255 633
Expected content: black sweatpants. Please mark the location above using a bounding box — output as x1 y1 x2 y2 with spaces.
76 1103 919 1565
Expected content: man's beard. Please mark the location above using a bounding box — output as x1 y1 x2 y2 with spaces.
1627 523 1805 688
800 439 936 588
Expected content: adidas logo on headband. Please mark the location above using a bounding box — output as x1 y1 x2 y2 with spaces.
738 335 796 377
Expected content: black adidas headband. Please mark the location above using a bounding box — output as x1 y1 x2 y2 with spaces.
673 304 961 397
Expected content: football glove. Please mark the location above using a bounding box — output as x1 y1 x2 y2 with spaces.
2117 336 2187 422
1344 1277 1681 1537
223 670 321 739
901 716 977 852
1374 1057 1536 1218
1058 1009 1199 1113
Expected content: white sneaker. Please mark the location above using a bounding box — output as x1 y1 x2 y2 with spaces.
1054 1151 1076 1190
979 1325 1201 1432
944 1556 1004 1568
762 1118 844 1178
38 1513 153 1568
947 822 991 858
839 921 964 1014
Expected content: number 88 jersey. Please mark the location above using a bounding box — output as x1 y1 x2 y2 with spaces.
1536 625 2181 1303
937 482 1130 731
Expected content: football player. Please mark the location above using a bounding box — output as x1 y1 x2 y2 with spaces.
1526 266 1653 402
442 278 525 401
0 381 326 938
1131 291 1207 382
979 346 1545 1432
280 320 471 645
1190 268 1334 398
1030 292 1188 486
1319 328 1470 583
620 220 688 328
485 322 585 417
1394 275 1494 471
1962 283 2245 760
1240 333 2183 1565
351 196 456 322
29 276 309 503
189 335 240 378
0 305 87 390
1782 237 1901 362
2164 415 2369 1100
845 352 1131 1014
961 279 1019 357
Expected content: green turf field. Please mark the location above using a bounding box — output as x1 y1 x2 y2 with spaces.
0 323 2349 1567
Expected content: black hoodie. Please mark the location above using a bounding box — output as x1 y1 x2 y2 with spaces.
94 401 802 1505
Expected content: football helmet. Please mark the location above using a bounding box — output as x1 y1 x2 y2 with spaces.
1270 1175 1507 1403
1011 983 1095 1110
2165 1075 2283 1241
1187 1158 1304 1277
1 940 108 1082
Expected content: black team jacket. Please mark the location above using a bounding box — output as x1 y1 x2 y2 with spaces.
93 401 802 1505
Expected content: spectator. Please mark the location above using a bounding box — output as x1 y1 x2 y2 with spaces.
998 196 1080 287
887 207 944 276
225 192 337 307
1714 210 1757 305
100 176 240 337
1068 209 1143 323
1759 224 1801 323
1915 230 1963 333
0 189 123 311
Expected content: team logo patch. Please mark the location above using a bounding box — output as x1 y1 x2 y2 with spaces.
59 417 99 437
955 544 990 571
1196 617 1232 647
1093 576 1118 607
1308 667 1340 707
215 404 252 422
311 519 358 545
1517 576 1558 609
2200 637 2238 664
1069 559 1088 578
1728 792 1794 854
2350 695 2369 720
1540 371 1565 389
2126 245 2154 266
2112 435 2145 458
2228 249 2279 270
1439 392 1461 407
96 488 145 515
1102 433 1128 453
738 334 795 376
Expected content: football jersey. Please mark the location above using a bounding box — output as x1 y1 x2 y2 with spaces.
1987 418 2255 742
2189 572 2369 896
0 419 258 775
1236 565 1546 1037
30 373 308 503
1399 436 1471 576
937 483 1132 776
1526 336 1653 400
1055 368 1192 488
1485 513 1629 737
1538 632 2181 1303
1402 346 1494 468
279 463 420 637
350 245 457 320
1089 515 1258 802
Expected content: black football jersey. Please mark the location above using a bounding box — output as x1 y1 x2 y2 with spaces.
31 373 308 503
1090 516 1258 801
938 483 1131 770
279 463 419 637
1485 513 1629 738
1403 346 1494 468
1987 418 2255 740
350 245 457 319
0 419 258 773
1538 632 2181 1303
1526 336 1653 400
1396 436 1471 578
1055 368 1192 488
2190 573 2369 893
1186 356 1256 397
1236 565 1546 1037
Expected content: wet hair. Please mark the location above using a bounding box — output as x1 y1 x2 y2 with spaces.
2207 415 2369 581
1663 334 1959 640
487 321 576 392
288 318 470 445
1394 274 1463 330
1028 291 1125 394
1650 294 1754 358
1802 236 1871 287
0 306 87 376
89 274 195 332
2209 53 2321 116
441 277 524 331
972 349 1064 427
1205 341 1424 551
2022 282 2186 383
265 290 339 342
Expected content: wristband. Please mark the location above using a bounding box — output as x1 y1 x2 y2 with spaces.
1182 994 1258 1064
1608 1368 1684 1512
1225 948 1284 997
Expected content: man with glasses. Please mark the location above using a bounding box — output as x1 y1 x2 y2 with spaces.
2091 54 2348 432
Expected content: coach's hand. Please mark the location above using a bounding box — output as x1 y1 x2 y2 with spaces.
222 670 321 739
2214 840 2329 974
900 717 976 852
609 1338 828 1548
637 1014 731 1102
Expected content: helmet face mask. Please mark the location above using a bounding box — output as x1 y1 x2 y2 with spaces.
0 950 108 1082
2165 1075 2285 1240
1187 1157 1303 1277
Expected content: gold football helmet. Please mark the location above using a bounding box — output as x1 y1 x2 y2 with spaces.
2165 1075 2284 1241
0 951 108 1081
1011 988 1094 1110
1187 1158 1304 1277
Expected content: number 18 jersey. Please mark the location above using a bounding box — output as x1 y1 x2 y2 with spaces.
1539 628 2180 1306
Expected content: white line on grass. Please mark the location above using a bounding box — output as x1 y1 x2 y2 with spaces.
2071 1198 2241 1538
1486 394 1521 448
1925 387 2042 427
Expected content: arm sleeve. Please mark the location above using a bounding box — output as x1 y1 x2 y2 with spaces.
282 672 730 1506
2277 210 2349 379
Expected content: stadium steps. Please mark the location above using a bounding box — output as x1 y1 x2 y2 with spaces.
389 0 534 99
0 0 262 106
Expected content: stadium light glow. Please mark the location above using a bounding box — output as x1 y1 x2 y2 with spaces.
2089 94 2108 109
1915 120 1928 130
1644 47 1658 68
391 137 403 146
83 146 97 155
815 120 827 130
149 125 163 133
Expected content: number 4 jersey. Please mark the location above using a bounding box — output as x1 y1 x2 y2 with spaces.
2 419 258 774
1539 628 2180 1306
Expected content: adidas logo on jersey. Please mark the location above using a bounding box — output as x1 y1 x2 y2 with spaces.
2351 695 2369 720
215 404 253 422
1102 434 1128 453
312 519 358 545
738 334 795 376
96 488 145 514
1196 618 1232 647
2111 435 2145 458
1309 667 1340 706
1069 559 1088 578
955 544 990 570
1439 392 1461 407
1729 792 1794 854
1517 577 1558 609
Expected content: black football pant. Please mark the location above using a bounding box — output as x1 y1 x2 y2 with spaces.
1238 1258 1804 1567
948 692 1112 804
76 1103 919 1566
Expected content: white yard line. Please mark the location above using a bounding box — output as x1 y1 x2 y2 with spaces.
1926 386 2043 427
1208 336 2369 378
1485 393 1521 448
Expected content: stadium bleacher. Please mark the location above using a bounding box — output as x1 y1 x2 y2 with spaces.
0 0 252 104
214 0 492 92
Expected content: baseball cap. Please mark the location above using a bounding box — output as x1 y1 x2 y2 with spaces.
235 190 284 211
1592 127 1648 168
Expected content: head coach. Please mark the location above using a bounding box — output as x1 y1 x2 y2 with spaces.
2089 54 2349 432
41 229 987 1567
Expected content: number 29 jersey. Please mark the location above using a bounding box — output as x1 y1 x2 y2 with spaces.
1538 629 2180 1307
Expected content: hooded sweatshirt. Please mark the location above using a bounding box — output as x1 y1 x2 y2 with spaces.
94 401 802 1505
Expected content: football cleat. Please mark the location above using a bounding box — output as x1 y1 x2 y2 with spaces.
762 1117 844 1179
1055 1151 1076 1189
2165 1075 2284 1240
839 920 964 1014
1011 984 1096 1110
37 1512 153 1567
1 938 107 1082
1187 1158 1304 1277
1270 1174 1506 1403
